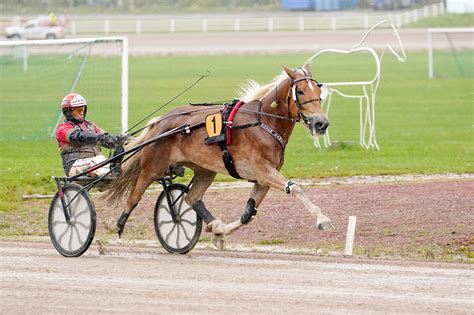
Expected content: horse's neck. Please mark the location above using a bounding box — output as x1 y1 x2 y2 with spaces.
261 93 295 142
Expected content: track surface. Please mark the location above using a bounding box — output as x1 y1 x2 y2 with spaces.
1 240 472 313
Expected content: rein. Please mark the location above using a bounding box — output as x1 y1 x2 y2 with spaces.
126 71 210 136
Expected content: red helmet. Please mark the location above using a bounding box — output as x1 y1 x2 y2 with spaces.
61 93 87 110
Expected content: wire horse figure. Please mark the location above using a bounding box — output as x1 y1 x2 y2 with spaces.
305 18 406 150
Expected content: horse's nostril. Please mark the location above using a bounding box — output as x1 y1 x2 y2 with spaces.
315 121 328 131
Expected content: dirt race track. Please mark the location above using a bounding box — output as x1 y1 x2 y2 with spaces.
1 240 473 314
1 178 473 313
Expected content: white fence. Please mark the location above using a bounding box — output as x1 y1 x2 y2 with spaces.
67 3 445 35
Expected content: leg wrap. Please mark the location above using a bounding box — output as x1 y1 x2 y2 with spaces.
192 200 215 224
240 198 257 225
285 180 298 195
117 205 135 238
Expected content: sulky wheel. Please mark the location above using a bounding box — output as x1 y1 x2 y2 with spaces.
48 183 96 257
154 183 202 254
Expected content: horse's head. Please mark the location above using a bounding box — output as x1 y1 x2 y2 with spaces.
282 64 329 136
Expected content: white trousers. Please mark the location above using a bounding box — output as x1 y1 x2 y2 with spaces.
68 155 110 177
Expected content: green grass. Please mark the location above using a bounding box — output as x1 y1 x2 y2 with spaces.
0 52 473 212
408 13 474 28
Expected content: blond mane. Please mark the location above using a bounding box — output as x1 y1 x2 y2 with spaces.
238 72 288 103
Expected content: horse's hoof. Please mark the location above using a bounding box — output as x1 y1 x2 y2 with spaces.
317 221 335 231
212 234 226 250
117 225 124 238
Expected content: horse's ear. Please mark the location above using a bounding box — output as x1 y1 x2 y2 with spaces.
283 66 296 80
303 63 313 77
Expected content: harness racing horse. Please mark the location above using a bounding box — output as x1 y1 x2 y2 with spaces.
108 64 334 249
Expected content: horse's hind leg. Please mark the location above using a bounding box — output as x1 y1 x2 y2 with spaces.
185 166 236 250
116 171 158 237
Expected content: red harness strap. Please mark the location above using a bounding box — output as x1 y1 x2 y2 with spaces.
225 100 244 145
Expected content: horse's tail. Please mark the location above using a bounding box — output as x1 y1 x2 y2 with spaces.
106 117 161 204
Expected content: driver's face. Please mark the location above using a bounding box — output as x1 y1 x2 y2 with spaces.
71 106 85 121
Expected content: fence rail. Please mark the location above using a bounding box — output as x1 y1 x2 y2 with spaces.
0 3 445 36
65 4 444 35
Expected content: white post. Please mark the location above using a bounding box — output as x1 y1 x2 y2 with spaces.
424 5 429 18
344 216 357 256
105 20 109 34
396 14 402 28
268 17 273 32
203 19 208 32
439 2 445 14
121 37 129 133
170 19 175 33
299 16 304 32
428 30 433 80
433 4 438 17
136 20 141 34
331 17 336 30
404 11 409 24
235 18 240 32
413 9 418 23
71 20 77 35
364 15 369 30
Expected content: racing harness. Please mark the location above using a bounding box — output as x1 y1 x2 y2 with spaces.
200 72 324 180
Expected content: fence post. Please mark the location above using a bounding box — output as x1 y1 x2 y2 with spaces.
396 14 401 28
71 20 76 35
413 9 418 23
170 19 175 33
299 16 304 32
331 17 336 30
136 20 141 34
424 5 429 18
203 19 208 32
364 16 369 30
268 17 273 32
235 18 240 32
105 20 109 34
433 4 437 17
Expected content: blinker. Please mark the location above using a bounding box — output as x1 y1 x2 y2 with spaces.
319 85 329 101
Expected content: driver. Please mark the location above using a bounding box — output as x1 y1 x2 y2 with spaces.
55 93 123 177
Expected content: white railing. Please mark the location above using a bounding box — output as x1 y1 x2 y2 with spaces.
65 3 445 35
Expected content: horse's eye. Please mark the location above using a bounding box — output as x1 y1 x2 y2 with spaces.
297 90 304 96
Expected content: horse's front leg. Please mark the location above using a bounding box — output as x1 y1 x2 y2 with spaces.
213 183 270 238
258 169 335 231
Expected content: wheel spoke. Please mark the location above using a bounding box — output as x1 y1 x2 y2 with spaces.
181 219 196 226
74 208 89 219
159 204 171 216
158 220 173 228
72 225 84 245
176 223 181 248
177 194 185 214
180 207 193 217
52 220 68 227
178 222 192 242
164 224 176 244
75 221 90 229
68 225 74 250
57 224 71 244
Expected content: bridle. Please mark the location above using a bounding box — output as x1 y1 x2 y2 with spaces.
287 72 324 125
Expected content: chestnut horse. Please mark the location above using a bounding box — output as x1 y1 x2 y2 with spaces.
108 64 334 249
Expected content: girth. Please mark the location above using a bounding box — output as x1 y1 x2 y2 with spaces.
203 99 286 180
